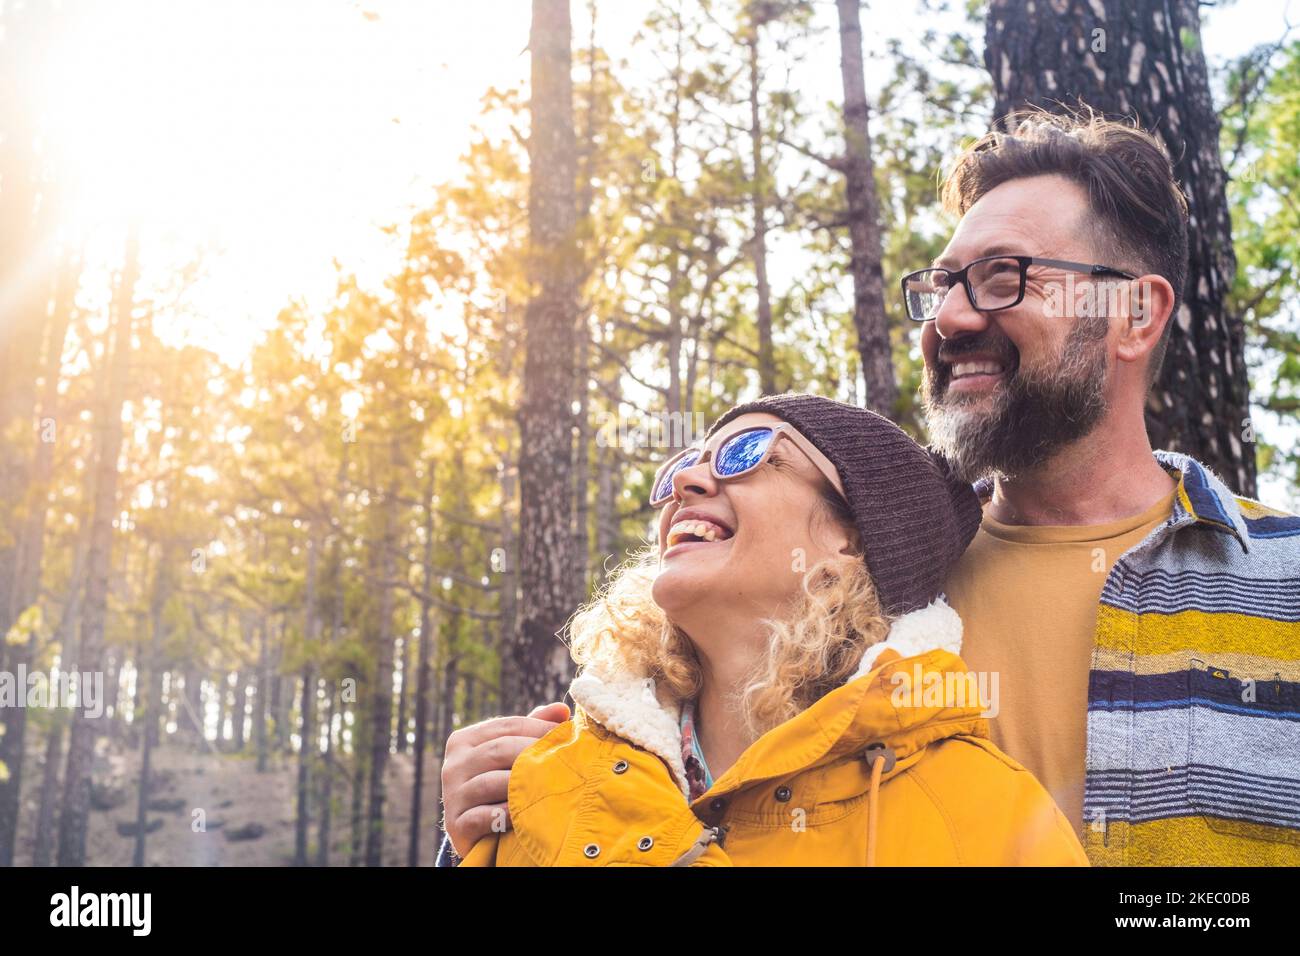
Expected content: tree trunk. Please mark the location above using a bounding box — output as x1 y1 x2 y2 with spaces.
516 0 582 707
255 618 269 772
984 0 1254 494
57 231 139 867
293 667 314 865
364 447 399 867
103 653 121 741
232 658 249 752
0 248 78 864
214 671 228 748
294 531 320 866
132 543 170 868
180 665 202 743
394 637 410 754
409 467 437 866
315 683 335 867
348 705 366 867
30 713 65 867
497 446 520 708
747 26 777 395
437 639 460 760
837 0 898 417
0 4 60 680
151 673 165 750
317 472 346 866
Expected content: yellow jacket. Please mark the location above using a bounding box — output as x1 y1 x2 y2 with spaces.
462 598 1087 867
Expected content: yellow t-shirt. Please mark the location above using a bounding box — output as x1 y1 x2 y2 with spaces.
943 489 1176 838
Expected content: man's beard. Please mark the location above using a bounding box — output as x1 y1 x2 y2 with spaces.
922 317 1110 484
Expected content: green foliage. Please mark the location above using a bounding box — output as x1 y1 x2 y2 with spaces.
1221 38 1300 505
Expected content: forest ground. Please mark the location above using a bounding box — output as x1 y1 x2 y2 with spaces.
10 733 447 866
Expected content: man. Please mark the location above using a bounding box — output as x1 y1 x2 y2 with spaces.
439 109 1300 866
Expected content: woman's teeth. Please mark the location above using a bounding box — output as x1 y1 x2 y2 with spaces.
666 519 731 546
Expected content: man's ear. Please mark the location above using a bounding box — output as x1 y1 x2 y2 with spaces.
1115 274 1174 370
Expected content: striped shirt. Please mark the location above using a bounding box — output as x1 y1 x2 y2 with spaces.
978 450 1300 865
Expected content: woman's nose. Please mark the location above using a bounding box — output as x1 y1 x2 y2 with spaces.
672 458 717 501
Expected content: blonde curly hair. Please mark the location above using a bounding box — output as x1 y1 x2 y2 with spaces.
566 499 892 742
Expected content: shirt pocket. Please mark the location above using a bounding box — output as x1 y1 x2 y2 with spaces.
1187 661 1300 847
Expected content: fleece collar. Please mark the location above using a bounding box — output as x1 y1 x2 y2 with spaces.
568 596 964 798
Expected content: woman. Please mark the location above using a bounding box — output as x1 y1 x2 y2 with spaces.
460 393 1086 866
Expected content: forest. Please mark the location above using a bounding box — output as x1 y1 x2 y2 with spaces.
1 0 1297 867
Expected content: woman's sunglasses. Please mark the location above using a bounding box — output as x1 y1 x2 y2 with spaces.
649 422 846 508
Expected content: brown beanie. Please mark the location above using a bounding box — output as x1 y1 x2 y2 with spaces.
705 393 982 616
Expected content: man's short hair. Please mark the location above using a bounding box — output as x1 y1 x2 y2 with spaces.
940 106 1190 389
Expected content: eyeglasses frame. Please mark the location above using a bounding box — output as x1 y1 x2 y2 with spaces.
649 421 847 509
900 255 1138 322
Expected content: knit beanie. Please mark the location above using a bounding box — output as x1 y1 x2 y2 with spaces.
704 393 982 616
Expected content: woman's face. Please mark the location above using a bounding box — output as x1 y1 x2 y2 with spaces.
651 412 855 624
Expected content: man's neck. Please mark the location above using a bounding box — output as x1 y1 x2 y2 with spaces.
985 415 1176 526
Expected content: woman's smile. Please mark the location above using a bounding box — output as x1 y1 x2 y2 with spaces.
661 509 735 560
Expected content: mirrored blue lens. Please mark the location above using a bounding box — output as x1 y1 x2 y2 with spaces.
715 427 774 477
653 450 699 502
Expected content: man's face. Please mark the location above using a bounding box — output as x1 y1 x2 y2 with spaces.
919 174 1117 483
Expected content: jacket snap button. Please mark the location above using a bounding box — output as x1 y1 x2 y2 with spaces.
708 797 727 813
583 843 600 858
637 836 654 851
774 785 792 802
613 759 629 774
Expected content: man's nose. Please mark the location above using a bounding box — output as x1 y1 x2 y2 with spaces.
933 279 991 340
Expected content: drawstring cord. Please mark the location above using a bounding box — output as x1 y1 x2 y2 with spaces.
670 824 727 866
862 742 897 868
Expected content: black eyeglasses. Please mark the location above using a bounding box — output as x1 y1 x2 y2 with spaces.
901 255 1137 322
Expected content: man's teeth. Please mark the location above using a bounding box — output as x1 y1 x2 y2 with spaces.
950 360 1005 378
667 519 730 545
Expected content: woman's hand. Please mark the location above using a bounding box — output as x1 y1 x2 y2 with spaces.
440 701 571 857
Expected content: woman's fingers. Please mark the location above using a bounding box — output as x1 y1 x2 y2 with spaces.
441 709 570 856
449 800 511 855
528 701 571 722
454 713 567 749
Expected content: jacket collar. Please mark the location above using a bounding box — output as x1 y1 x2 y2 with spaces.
970 449 1250 554
569 596 973 799
1153 450 1250 552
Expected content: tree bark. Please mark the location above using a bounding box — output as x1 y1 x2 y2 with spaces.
394 636 410 754
837 0 898 417
747 25 777 394
132 542 171 867
516 0 582 707
0 3 60 675
255 617 269 772
294 531 320 866
984 0 1254 494
409 468 437 866
57 231 139 867
348 704 366 867
315 683 335 867
0 246 78 864
30 713 64 867
364 443 399 867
